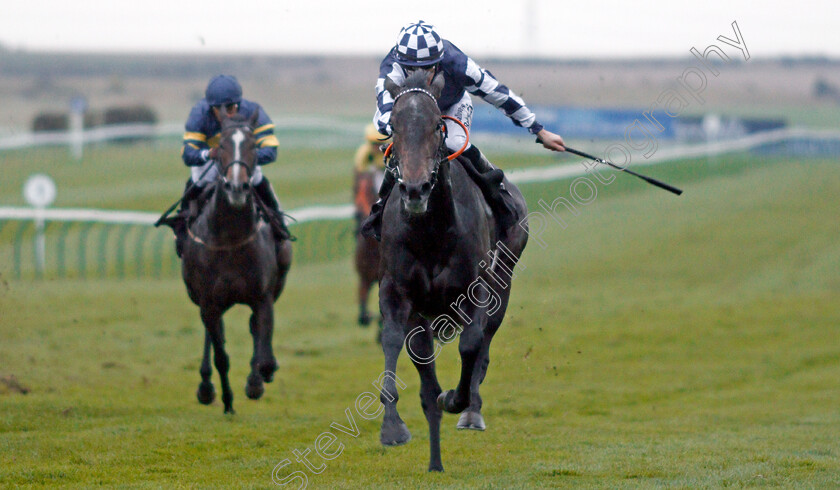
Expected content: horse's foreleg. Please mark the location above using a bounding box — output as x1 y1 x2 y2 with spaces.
378 278 411 446
407 320 444 472
196 331 215 405
246 301 276 400
202 308 234 414
459 286 513 430
457 330 496 431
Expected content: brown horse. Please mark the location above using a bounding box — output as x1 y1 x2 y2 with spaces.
180 109 293 414
376 72 529 471
353 168 382 328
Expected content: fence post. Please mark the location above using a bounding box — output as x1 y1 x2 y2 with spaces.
78 222 95 279
23 174 56 278
135 226 150 278
13 221 31 280
57 221 75 278
69 96 87 161
97 225 112 278
116 224 132 278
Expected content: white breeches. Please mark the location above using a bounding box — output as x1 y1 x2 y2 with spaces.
442 91 474 153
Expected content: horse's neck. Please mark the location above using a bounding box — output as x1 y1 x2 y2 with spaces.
204 189 258 239
413 161 458 233
355 174 377 216
435 162 457 220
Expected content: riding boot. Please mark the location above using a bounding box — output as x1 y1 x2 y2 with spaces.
360 168 396 242
460 145 519 239
254 178 294 242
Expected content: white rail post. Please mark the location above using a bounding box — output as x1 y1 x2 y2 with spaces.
23 174 56 276
69 96 87 161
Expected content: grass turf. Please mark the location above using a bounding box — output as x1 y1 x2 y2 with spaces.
0 150 838 487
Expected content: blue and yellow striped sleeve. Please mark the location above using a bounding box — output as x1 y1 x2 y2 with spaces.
251 106 279 165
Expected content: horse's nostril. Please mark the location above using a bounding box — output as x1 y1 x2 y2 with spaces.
421 182 432 193
223 182 232 191
242 182 250 191
398 182 407 194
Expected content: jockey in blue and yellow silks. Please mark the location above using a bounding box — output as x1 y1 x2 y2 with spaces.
173 75 290 253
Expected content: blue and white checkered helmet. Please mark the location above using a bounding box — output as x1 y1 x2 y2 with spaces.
394 20 444 67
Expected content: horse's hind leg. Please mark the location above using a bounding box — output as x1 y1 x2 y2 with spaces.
358 279 373 327
202 307 235 414
273 240 292 299
196 332 215 405
406 319 444 472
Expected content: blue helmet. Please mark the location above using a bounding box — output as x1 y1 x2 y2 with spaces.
394 21 444 67
205 75 242 106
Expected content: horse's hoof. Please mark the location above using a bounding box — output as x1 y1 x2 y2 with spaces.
197 382 215 405
437 391 451 410
437 390 460 413
358 313 372 327
437 390 469 413
245 383 264 400
224 407 236 415
259 361 278 383
456 411 486 431
380 421 411 446
428 463 444 472
246 374 265 400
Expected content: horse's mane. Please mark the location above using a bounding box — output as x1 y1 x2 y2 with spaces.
404 70 432 91
221 112 252 131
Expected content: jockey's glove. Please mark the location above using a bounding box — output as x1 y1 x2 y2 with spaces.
200 147 219 162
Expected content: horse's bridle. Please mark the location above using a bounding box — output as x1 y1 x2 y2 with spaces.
188 125 264 251
384 88 470 188
217 157 255 181
216 125 257 180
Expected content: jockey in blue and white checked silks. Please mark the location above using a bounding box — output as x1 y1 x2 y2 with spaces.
362 20 566 241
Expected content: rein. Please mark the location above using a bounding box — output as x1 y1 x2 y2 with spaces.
188 220 266 251
189 122 263 251
218 159 254 182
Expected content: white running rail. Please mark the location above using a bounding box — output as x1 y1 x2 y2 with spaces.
2 128 839 225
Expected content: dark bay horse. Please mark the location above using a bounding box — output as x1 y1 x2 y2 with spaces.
377 72 528 471
353 168 381 327
181 110 293 414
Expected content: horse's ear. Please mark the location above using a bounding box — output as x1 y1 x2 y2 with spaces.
429 71 445 99
249 105 261 128
385 77 401 99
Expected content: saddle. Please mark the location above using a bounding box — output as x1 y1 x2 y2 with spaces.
157 186 215 258
455 156 519 243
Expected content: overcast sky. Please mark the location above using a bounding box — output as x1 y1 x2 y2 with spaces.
0 1 835 59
